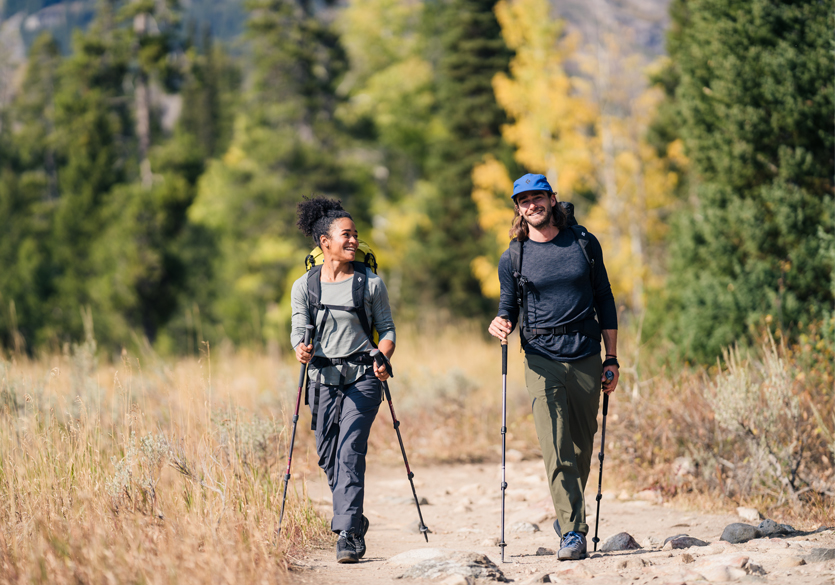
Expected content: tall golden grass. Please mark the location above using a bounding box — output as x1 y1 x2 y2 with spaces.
0 335 329 584
1 317 832 582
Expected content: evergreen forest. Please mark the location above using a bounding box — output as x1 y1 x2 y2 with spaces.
0 0 832 364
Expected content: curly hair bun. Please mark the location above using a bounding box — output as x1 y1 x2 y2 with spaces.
296 195 352 245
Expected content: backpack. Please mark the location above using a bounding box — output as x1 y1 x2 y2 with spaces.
507 202 601 343
304 239 380 346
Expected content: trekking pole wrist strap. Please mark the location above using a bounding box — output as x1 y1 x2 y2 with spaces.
602 357 619 368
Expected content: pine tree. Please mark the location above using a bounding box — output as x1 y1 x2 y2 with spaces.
0 34 62 349
85 0 226 347
188 0 375 345
1 2 238 352
408 0 514 316
651 0 835 361
178 27 239 158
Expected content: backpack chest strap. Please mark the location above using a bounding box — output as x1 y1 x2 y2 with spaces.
316 303 358 313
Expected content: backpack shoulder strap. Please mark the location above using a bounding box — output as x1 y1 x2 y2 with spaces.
351 262 377 348
508 238 526 307
508 238 531 339
570 225 596 290
509 238 522 277
307 264 323 330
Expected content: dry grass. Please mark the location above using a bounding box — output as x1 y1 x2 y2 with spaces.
1 317 832 582
0 337 330 584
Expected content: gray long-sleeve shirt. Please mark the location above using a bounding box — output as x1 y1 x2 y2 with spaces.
497 228 617 361
291 270 395 385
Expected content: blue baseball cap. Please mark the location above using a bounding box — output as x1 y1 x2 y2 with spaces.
512 173 554 199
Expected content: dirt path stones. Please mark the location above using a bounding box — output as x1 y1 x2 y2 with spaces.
291 460 835 585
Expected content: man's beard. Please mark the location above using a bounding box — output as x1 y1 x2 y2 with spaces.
524 205 553 230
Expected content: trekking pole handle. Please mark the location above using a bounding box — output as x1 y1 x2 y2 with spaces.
297 325 314 384
602 371 613 415
501 338 507 373
370 349 392 377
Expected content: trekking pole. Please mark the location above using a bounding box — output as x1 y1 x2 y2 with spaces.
499 337 508 562
591 371 614 552
370 349 430 542
277 324 314 537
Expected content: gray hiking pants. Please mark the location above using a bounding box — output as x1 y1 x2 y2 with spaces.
310 369 381 534
524 353 602 536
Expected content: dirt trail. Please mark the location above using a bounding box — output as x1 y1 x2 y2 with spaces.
289 459 835 584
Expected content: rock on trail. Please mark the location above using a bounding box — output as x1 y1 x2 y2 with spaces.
662 535 709 550
721 522 762 543
600 531 641 552
397 551 507 582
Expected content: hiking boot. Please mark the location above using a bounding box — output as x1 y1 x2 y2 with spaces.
558 531 587 561
350 515 370 559
336 531 359 563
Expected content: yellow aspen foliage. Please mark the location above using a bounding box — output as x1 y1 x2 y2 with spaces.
471 0 600 298
471 11 687 308
492 0 597 196
471 156 514 298
583 46 688 310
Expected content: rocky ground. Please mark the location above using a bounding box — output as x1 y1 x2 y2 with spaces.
289 459 835 584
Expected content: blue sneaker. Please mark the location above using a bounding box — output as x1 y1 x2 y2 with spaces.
558 531 588 560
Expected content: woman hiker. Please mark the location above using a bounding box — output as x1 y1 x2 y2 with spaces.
291 196 395 563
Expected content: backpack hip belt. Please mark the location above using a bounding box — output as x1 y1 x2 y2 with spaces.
308 351 377 433
310 352 375 369
522 318 601 343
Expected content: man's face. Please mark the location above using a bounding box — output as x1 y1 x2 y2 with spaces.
515 190 556 229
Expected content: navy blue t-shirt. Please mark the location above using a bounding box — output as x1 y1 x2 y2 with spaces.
496 228 617 361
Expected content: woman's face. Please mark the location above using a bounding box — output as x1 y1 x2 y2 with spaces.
321 217 359 263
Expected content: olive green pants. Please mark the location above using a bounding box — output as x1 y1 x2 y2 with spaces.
524 353 602 536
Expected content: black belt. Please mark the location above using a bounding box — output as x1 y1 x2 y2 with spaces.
307 352 375 432
522 318 601 342
310 353 374 369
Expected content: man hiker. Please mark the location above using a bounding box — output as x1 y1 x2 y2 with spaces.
488 173 619 561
